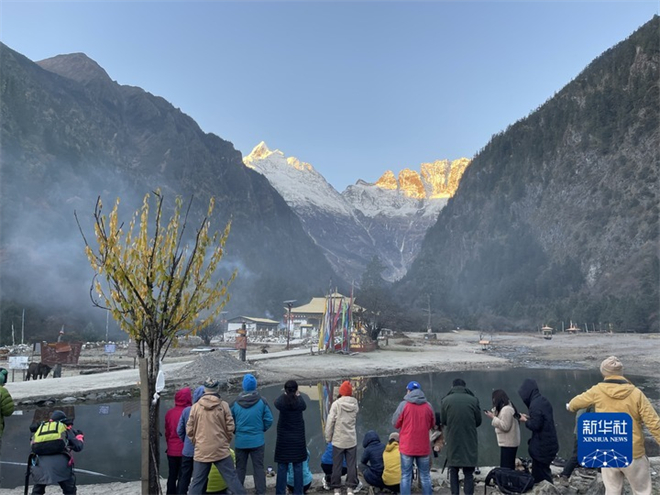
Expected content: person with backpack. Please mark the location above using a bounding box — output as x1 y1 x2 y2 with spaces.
29 410 84 495
484 389 521 470
325 380 360 495
568 356 660 495
165 387 192 495
518 378 558 485
440 378 482 495
230 373 273 495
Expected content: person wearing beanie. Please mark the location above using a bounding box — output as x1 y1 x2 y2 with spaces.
325 380 360 495
230 373 273 495
440 378 482 495
382 433 401 493
29 409 84 495
186 378 246 495
568 356 660 495
164 387 192 495
392 380 435 495
518 378 558 485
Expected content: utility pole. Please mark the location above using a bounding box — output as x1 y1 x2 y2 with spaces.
21 309 25 345
284 300 296 350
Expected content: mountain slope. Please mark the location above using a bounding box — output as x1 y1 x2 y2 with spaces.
0 45 338 340
244 142 468 281
399 16 659 331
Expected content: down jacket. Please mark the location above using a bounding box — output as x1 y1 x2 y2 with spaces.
165 387 192 457
568 375 660 459
325 395 359 449
274 393 307 463
490 404 521 448
186 393 235 462
518 378 558 464
1 384 14 437
360 430 385 487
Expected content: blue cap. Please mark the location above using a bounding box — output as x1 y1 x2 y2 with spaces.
407 381 420 391
243 373 257 392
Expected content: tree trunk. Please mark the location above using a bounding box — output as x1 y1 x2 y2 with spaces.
139 355 162 495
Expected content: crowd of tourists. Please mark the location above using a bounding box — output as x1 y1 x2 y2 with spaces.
158 355 660 495
1 354 659 495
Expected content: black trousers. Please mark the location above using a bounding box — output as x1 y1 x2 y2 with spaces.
531 460 553 484
167 455 183 495
500 446 518 470
561 436 579 478
32 476 76 495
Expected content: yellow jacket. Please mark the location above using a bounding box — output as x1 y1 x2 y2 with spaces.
568 375 660 459
382 441 401 487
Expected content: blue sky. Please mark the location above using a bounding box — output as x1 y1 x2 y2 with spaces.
1 1 657 192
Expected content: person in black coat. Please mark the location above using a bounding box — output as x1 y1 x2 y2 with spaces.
274 380 307 495
360 430 385 489
518 378 559 484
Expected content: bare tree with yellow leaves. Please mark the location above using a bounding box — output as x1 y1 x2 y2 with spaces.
77 190 235 494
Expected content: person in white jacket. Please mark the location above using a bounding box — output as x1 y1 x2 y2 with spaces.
484 389 521 470
325 381 360 495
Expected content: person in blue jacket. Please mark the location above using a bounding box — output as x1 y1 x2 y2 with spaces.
177 385 205 495
287 449 313 493
321 443 347 491
360 430 385 489
230 373 274 495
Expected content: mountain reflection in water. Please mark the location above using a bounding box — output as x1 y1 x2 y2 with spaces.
2 368 657 489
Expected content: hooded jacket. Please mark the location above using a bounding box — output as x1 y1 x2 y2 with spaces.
1 383 14 437
178 386 205 458
186 392 235 462
382 440 401 487
230 390 273 449
440 385 482 467
392 388 435 456
165 387 192 457
325 395 359 449
568 375 660 459
518 378 558 464
360 430 385 486
491 403 521 448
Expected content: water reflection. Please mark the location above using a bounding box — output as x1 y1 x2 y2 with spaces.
2 368 657 489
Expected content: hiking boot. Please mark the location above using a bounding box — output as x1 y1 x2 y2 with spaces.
355 480 364 492
322 478 330 490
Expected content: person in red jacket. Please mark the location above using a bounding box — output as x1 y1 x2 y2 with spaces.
165 387 192 495
391 381 435 495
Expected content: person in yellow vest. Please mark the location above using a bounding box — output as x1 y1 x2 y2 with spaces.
206 449 236 494
381 432 401 493
568 356 660 495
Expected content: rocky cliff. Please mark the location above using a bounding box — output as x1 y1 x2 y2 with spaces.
399 16 659 332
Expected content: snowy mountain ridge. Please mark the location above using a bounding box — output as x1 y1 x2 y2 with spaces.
243 142 469 281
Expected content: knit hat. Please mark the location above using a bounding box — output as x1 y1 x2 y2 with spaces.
407 381 420 391
51 410 67 422
203 378 220 394
339 380 352 397
389 432 399 442
243 373 257 392
600 356 623 377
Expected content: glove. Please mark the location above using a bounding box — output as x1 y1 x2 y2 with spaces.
75 433 84 442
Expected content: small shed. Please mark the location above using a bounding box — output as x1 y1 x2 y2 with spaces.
227 316 279 338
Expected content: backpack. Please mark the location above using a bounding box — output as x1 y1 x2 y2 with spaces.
31 420 69 455
484 467 535 495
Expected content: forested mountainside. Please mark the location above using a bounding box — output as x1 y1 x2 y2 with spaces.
0 45 338 342
399 16 659 332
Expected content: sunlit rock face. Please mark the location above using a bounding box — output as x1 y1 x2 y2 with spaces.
244 142 470 282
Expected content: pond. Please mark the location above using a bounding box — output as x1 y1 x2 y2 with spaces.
2 368 658 489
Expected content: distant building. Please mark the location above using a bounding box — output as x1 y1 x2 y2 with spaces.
284 292 362 339
226 316 280 340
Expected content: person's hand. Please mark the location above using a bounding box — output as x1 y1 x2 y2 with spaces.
484 410 494 419
520 413 528 422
